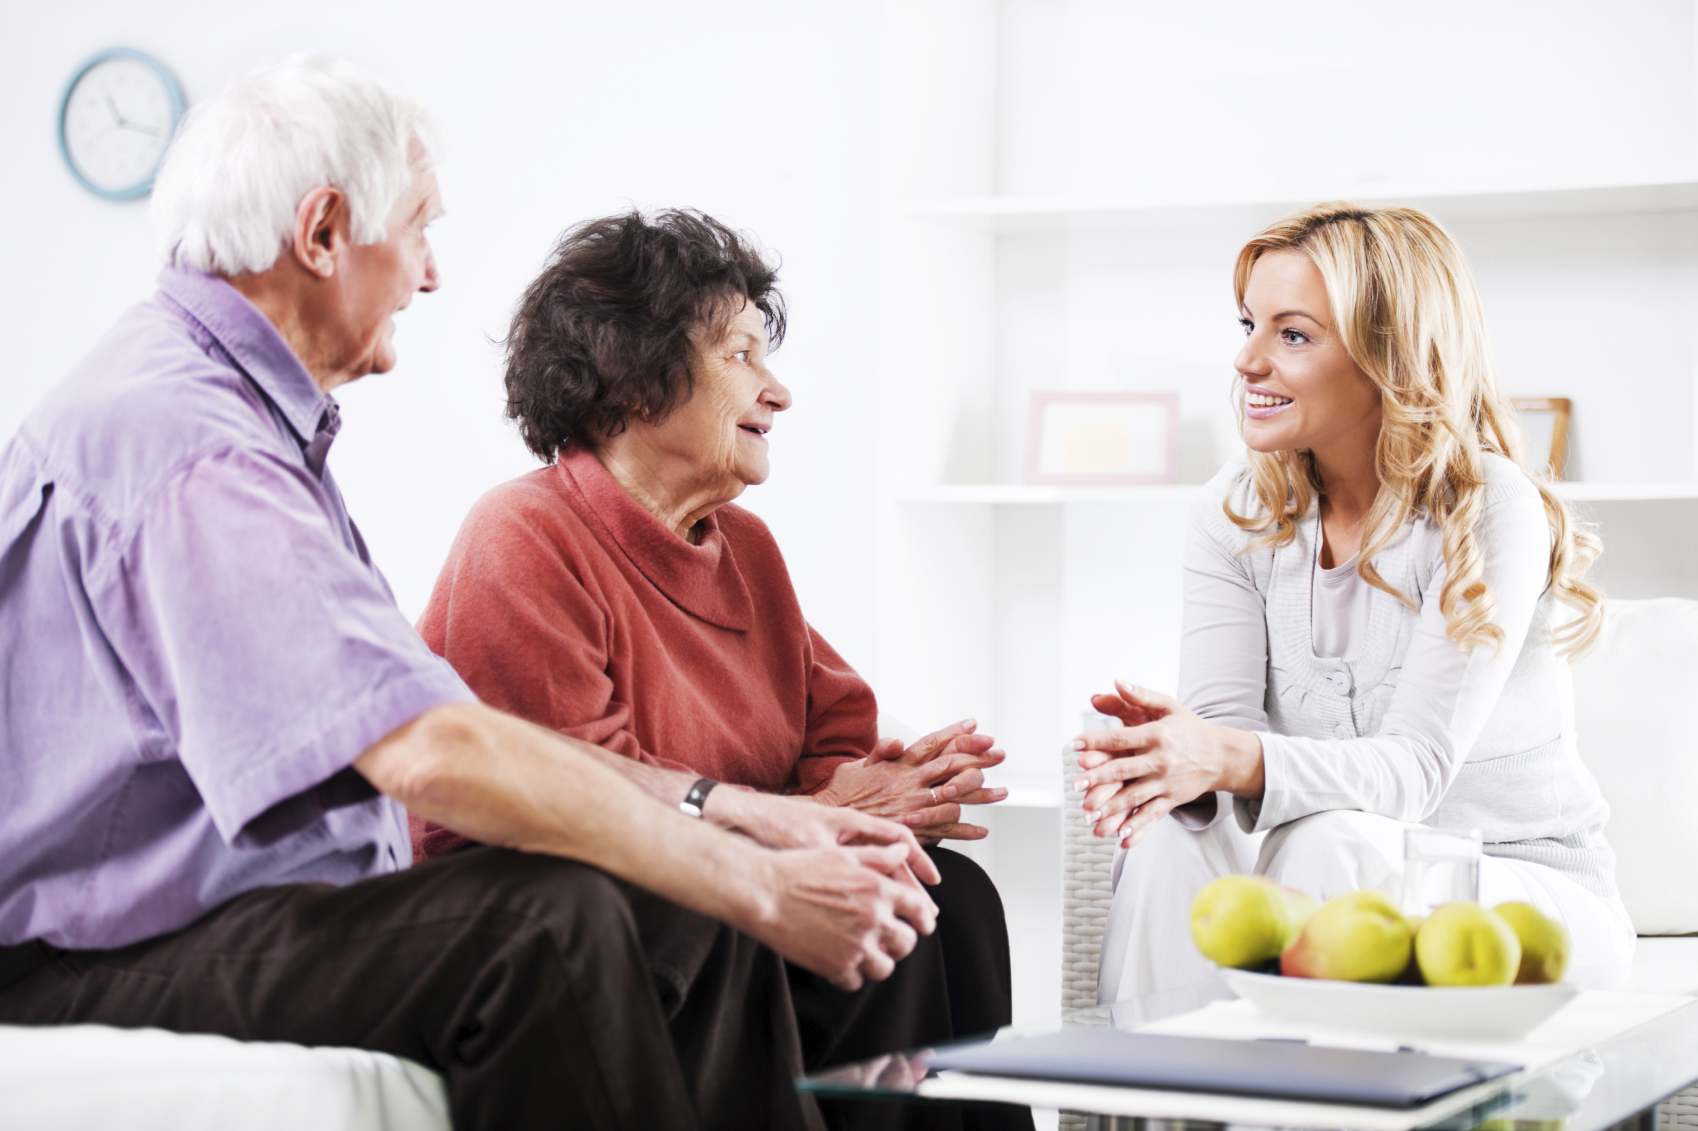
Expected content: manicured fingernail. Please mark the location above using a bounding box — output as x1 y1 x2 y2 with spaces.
963 718 976 728
991 788 1007 799
1083 809 1098 821
1070 739 1085 751
1075 779 1090 792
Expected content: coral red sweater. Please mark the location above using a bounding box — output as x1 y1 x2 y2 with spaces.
412 448 877 860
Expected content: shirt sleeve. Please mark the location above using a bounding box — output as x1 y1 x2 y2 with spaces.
100 448 474 846
1242 488 1553 832
791 624 878 795
417 493 695 777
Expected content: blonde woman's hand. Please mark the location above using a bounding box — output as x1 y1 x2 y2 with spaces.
816 719 1008 842
1070 681 1264 848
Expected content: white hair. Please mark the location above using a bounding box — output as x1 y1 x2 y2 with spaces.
151 55 429 276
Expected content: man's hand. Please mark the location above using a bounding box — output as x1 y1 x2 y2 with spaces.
1071 681 1264 848
746 842 938 991
816 720 1008 841
707 788 942 885
358 704 940 993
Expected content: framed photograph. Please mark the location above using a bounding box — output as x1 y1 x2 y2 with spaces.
1024 391 1179 485
1511 397 1572 480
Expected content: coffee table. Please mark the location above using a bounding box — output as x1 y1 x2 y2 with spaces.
798 993 1698 1130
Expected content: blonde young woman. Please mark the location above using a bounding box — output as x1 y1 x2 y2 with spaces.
1076 203 1635 1018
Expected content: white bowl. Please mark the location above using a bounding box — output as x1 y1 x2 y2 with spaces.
1226 970 1580 1042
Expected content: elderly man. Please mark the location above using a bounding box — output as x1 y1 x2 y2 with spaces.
0 57 937 1131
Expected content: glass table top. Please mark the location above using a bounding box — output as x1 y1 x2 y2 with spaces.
798 998 1698 1130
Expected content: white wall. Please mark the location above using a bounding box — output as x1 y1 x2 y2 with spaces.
0 0 886 678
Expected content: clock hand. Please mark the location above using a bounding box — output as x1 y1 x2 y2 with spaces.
117 119 162 137
104 91 127 126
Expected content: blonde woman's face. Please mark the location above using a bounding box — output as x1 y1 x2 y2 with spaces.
1234 250 1381 461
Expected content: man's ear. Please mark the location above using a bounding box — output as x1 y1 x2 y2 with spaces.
290 186 349 280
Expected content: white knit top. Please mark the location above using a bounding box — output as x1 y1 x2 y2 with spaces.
1177 453 1620 898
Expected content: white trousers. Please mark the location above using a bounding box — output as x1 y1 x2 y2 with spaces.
1096 808 1637 1023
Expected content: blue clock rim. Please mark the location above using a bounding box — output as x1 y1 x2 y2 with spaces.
57 47 186 202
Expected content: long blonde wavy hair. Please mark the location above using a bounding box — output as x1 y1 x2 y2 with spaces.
1228 202 1602 657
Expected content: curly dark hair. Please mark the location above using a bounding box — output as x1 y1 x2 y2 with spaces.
503 208 787 461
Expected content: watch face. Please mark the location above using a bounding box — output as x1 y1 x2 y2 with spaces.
59 50 184 199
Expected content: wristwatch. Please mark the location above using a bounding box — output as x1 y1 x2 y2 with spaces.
679 777 719 819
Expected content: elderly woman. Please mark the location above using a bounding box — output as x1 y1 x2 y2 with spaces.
415 210 1029 1131
1078 203 1634 1021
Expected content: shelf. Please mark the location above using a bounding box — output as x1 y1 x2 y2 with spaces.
891 484 1204 504
995 786 1064 809
894 178 1698 234
1553 482 1698 502
891 482 1698 505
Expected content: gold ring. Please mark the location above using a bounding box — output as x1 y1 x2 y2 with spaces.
929 788 938 805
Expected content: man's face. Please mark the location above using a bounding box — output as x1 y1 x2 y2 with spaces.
335 148 442 378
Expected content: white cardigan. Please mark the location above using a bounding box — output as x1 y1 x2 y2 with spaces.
1177 453 1619 898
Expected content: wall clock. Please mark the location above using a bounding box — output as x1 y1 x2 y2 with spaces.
58 48 185 200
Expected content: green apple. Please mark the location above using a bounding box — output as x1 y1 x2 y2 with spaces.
1494 902 1570 984
1190 875 1319 969
1280 890 1412 983
1415 902 1522 986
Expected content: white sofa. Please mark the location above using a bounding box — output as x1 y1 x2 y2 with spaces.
1061 597 1698 1121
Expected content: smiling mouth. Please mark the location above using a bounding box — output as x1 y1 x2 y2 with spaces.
1247 391 1293 407
738 423 770 438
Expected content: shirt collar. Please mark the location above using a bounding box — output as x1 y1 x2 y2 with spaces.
156 266 331 445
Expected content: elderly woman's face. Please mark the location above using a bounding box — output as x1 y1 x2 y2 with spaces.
659 298 792 492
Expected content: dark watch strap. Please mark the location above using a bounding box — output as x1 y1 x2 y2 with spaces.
679 777 718 819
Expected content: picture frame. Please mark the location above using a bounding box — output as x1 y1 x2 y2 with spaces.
1023 391 1180 485
1510 397 1572 480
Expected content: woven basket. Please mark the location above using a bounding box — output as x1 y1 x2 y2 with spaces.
1059 742 1117 1130
1660 1087 1698 1128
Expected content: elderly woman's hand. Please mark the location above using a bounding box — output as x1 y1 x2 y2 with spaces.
816 720 1008 842
1072 681 1264 849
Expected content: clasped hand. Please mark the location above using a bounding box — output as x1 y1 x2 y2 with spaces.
818 719 1008 843
711 789 942 991
1071 680 1263 848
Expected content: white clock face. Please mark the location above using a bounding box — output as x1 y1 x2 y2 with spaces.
61 54 181 197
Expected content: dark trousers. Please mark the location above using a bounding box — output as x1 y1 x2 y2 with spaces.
0 845 1033 1131
794 847 1036 1131
0 846 822 1131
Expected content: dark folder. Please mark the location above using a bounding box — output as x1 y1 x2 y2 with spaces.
924 1029 1520 1109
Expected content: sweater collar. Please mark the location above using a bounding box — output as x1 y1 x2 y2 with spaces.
556 448 753 632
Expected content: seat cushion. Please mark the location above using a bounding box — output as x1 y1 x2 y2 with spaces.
1571 598 1698 935
0 1025 449 1131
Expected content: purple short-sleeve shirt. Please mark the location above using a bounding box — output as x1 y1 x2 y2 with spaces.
0 268 474 949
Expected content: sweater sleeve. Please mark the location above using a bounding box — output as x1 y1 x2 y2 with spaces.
1169 495 1275 829
410 488 698 860
1241 483 1553 833
790 624 878 795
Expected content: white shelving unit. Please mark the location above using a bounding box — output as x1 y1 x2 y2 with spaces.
873 0 1698 1042
897 481 1698 506
898 179 1698 230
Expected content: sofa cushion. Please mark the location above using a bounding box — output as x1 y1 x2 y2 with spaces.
1571 598 1698 935
0 1025 448 1131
